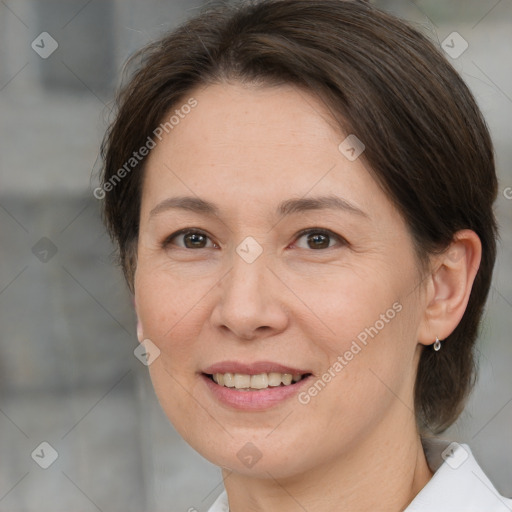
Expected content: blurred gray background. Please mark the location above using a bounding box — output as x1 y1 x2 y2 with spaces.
0 0 510 510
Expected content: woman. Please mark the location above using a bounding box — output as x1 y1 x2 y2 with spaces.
99 0 511 510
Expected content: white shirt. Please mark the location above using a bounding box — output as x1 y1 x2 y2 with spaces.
207 438 512 512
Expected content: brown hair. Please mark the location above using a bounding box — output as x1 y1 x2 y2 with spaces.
100 0 498 434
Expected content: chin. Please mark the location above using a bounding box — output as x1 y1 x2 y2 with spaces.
176 424 321 480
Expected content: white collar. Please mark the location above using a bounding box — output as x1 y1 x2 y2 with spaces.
406 438 512 511
207 439 512 512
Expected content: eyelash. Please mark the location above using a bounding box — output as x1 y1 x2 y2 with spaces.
161 228 347 251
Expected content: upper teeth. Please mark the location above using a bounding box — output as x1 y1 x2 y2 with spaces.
212 372 303 389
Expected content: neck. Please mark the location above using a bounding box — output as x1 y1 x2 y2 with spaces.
223 415 433 512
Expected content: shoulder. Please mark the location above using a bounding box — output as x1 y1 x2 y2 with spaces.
207 490 229 512
406 438 512 512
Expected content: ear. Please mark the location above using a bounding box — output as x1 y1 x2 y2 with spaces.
417 229 482 348
134 296 144 343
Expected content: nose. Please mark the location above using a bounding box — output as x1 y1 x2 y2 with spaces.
210 254 289 341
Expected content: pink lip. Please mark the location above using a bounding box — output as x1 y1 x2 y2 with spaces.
200 361 313 411
201 374 312 410
202 360 311 376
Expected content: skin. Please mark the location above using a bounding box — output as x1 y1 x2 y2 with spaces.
134 82 481 511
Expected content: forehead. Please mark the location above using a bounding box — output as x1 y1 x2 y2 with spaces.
140 82 392 222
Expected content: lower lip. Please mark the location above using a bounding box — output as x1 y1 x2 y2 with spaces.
201 374 311 410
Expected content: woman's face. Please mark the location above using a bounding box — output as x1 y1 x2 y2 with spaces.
134 82 429 478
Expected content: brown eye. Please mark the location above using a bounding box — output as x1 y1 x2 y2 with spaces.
163 230 216 249
294 229 346 250
183 232 208 248
306 232 330 249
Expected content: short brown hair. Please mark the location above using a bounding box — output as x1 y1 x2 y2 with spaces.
100 0 498 434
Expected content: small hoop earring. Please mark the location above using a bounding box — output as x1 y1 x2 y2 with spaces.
433 336 441 351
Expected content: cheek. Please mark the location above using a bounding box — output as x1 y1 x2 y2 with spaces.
133 265 216 420
292 310 419 468
134 263 213 347
134 266 212 436
290 261 420 417
286 261 404 354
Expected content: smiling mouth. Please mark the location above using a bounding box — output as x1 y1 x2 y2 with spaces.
204 372 312 390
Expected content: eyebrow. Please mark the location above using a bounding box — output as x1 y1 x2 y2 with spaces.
150 196 220 217
149 194 368 219
277 195 368 218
